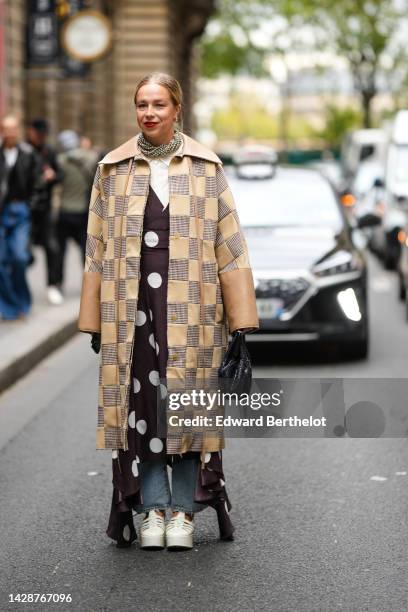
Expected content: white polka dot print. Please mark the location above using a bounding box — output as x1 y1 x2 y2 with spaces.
128 411 135 428
160 383 167 399
224 501 229 514
155 342 159 355
136 419 147 435
136 310 146 326
149 370 160 386
133 378 140 393
131 459 139 477
149 309 153 321
112 450 118 460
147 272 162 288
204 452 211 463
122 525 131 541
149 438 163 453
220 478 225 487
149 333 156 349
144 231 159 247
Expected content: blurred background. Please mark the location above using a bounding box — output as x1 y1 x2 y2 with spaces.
4 0 408 151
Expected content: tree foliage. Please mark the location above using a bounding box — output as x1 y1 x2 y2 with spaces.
200 0 408 128
313 105 362 147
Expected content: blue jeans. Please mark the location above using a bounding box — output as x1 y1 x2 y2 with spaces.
0 201 32 319
135 454 207 514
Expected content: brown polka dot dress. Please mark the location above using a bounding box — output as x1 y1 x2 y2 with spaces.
106 185 234 547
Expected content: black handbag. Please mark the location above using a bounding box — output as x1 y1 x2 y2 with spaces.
218 330 252 394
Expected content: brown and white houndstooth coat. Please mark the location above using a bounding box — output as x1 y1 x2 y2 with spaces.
78 132 259 452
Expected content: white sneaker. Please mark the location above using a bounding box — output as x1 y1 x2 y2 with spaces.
47 286 64 306
139 510 165 549
166 512 194 550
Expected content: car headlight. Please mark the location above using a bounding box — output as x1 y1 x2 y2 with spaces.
312 251 361 277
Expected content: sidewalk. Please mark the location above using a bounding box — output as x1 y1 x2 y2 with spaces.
0 243 84 393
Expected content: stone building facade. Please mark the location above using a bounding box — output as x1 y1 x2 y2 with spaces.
1 0 215 148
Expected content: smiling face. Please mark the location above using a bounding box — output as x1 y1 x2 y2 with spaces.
135 82 181 146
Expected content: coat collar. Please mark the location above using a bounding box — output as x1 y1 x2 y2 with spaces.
99 132 222 165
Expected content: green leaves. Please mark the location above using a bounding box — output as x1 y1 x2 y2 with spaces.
201 32 269 78
200 0 408 129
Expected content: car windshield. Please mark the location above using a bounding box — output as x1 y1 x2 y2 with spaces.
227 168 343 230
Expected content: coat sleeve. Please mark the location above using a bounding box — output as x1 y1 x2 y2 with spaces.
77 165 105 333
215 164 259 334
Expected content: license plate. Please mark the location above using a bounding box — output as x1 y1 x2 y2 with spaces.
256 298 284 319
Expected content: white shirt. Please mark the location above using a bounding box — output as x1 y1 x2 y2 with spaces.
4 147 18 168
137 141 183 210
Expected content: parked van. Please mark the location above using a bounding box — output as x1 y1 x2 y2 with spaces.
376 111 408 269
341 129 387 183
386 110 408 200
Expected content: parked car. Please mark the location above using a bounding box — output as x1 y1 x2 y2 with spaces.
340 113 408 271
365 178 406 269
227 163 379 358
339 159 385 227
377 110 408 270
395 197 408 308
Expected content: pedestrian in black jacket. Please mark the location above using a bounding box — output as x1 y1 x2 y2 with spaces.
27 118 64 305
0 116 42 320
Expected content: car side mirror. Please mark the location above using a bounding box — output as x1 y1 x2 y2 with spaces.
357 213 381 228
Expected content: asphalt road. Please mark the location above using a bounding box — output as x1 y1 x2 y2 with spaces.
0 252 408 612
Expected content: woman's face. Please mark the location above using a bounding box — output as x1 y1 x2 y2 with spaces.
136 82 180 145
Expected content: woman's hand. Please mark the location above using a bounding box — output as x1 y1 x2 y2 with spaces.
91 332 101 354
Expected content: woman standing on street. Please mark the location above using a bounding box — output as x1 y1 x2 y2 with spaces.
78 72 258 551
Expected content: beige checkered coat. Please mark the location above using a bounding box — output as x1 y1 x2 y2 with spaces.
78 132 259 454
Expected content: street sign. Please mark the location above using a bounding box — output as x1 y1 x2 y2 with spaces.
27 0 59 65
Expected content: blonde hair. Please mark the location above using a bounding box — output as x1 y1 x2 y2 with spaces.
133 72 183 131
